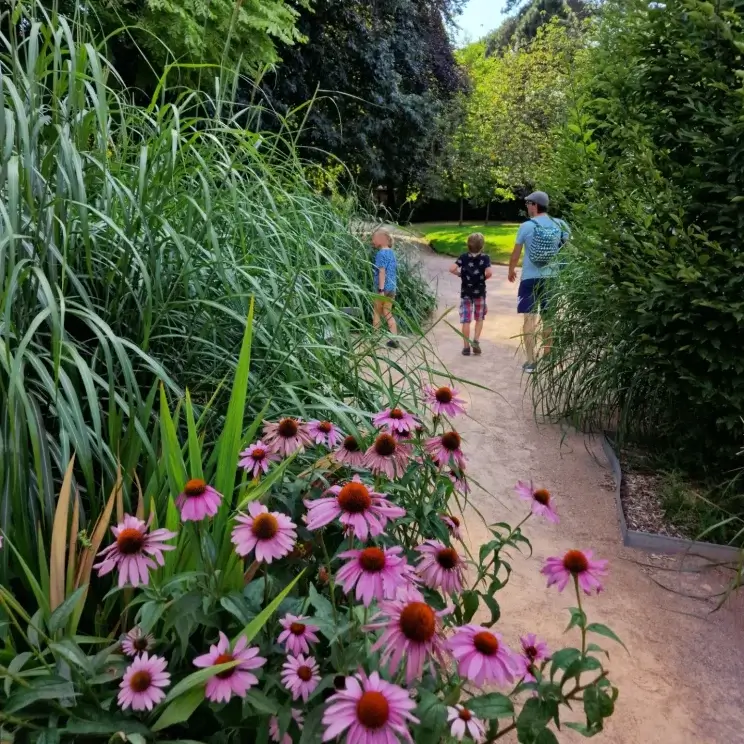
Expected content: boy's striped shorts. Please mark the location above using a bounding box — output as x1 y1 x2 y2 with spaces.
459 297 487 323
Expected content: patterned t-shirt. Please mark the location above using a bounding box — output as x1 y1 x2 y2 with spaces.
374 248 398 292
456 252 491 299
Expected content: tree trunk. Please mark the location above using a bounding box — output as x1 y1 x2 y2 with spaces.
459 186 464 226
485 200 491 225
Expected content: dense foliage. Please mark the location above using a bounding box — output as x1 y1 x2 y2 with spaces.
534 0 744 475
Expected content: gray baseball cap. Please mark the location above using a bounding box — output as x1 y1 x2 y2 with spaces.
525 191 549 207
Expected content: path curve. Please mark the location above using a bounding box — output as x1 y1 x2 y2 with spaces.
414 241 744 743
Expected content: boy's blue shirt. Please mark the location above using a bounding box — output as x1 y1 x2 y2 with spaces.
374 248 397 292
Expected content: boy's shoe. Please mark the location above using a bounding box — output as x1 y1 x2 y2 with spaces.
386 339 400 349
472 341 482 356
462 346 471 356
522 362 536 374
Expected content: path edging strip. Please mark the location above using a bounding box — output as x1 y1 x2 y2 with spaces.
602 433 741 562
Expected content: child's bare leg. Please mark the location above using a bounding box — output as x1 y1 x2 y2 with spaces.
461 322 471 347
382 300 397 334
474 319 484 342
372 300 383 330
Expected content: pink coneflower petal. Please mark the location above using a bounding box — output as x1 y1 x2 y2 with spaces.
118 652 170 711
281 654 321 702
304 475 405 541
336 545 416 606
415 540 466 595
448 625 520 687
263 418 312 457
447 704 487 743
364 433 411 479
425 385 467 418
515 480 559 523
176 479 223 522
278 614 321 655
193 631 266 703
364 587 451 684
440 514 463 541
372 407 420 434
121 626 155 657
448 469 470 495
231 503 297 564
333 434 366 468
425 432 466 469
542 549 608 595
322 670 418 743
517 633 551 682
308 420 344 449
270 709 304 744
239 442 280 479
94 515 176 588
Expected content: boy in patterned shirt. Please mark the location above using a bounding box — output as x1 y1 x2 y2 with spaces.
449 232 492 356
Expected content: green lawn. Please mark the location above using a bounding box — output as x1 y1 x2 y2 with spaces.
415 222 520 265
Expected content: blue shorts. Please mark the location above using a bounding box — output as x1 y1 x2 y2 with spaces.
517 278 551 314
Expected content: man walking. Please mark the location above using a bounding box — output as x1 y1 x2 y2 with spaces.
508 191 569 373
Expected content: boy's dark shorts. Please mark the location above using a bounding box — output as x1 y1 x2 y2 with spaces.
518 278 552 314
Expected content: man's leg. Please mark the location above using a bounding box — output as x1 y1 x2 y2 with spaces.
523 313 538 363
542 323 552 357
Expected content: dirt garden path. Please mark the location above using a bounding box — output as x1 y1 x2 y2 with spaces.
408 238 744 743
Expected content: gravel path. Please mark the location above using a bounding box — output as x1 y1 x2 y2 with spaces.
412 241 744 743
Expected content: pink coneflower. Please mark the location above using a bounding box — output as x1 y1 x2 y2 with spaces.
308 419 343 448
364 433 411 479
426 431 466 469
333 434 366 468
322 670 418 744
372 406 420 434
542 549 608 595
239 441 279 479
365 587 450 683
425 385 467 418
515 481 559 523
94 515 176 588
277 614 321 655
118 652 170 711
447 705 487 743
448 469 470 495
440 514 463 541
281 654 321 702
270 709 304 744
263 418 311 457
336 545 415 606
121 626 155 657
304 475 405 541
517 634 551 682
193 632 266 703
448 625 520 687
415 540 466 594
231 502 297 564
176 478 222 522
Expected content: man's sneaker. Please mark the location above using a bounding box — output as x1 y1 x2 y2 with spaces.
386 339 400 349
522 362 536 374
472 341 482 356
462 346 471 356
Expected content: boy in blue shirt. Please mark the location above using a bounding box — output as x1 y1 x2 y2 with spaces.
372 228 399 348
508 191 570 373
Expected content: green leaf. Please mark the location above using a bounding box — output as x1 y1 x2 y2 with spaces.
549 648 581 679
162 661 241 705
564 607 586 632
245 688 280 715
536 730 560 744
516 698 552 742
48 586 87 634
238 569 305 643
586 623 627 652
299 704 324 744
415 689 447 732
152 687 204 732
235 453 297 511
49 640 93 675
481 593 500 626
62 717 151 736
461 590 479 623
5 678 77 714
466 692 514 720
184 389 204 480
586 643 608 659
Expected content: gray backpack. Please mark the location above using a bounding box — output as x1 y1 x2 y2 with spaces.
528 219 566 266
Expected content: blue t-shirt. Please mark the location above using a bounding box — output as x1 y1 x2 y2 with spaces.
374 248 397 292
516 215 570 280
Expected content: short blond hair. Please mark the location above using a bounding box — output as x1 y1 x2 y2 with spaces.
373 228 393 247
467 232 485 253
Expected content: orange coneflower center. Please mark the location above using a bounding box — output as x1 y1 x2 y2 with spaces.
448 515 461 527
214 652 236 679
357 690 390 729
338 481 372 513
436 547 459 570
359 547 386 572
252 448 267 461
116 528 145 555
441 432 461 451
373 433 397 457
473 631 499 656
389 408 405 420
533 489 551 505
278 418 299 438
290 622 306 635
399 602 436 643
297 665 313 682
563 550 589 575
458 707 472 722
525 645 538 661
343 435 360 452
435 387 454 404
133 636 150 652
184 478 207 497
129 670 152 692
318 421 333 433
251 513 279 540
